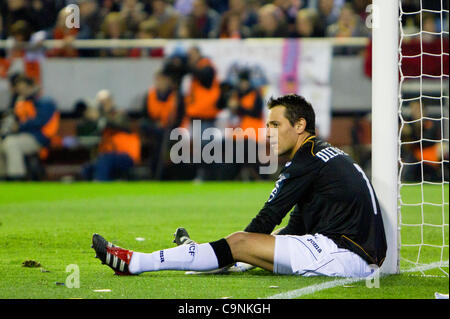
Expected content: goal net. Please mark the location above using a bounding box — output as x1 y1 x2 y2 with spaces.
398 0 449 276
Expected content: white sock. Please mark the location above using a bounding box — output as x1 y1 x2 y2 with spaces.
128 243 219 274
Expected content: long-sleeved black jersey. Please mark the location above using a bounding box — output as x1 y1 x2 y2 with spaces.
245 136 387 267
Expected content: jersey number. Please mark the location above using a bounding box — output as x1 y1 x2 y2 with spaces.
354 163 378 215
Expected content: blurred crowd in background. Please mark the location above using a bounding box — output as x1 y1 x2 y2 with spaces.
0 0 447 58
0 44 282 182
0 0 448 183
2 0 373 51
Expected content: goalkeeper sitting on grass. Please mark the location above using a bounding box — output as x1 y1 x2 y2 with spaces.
92 94 387 278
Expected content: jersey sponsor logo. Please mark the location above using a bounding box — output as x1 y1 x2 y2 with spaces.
306 238 322 253
268 173 287 203
316 146 347 162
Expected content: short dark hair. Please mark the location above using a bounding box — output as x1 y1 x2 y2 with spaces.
10 20 32 40
8 72 21 86
15 75 35 87
267 94 316 134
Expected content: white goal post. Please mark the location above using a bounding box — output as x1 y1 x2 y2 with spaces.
373 0 449 276
372 0 400 274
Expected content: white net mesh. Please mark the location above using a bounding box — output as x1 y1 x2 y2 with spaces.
398 0 449 276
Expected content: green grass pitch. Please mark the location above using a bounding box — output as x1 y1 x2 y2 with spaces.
0 182 448 299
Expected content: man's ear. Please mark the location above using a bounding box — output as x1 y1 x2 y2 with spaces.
295 118 307 134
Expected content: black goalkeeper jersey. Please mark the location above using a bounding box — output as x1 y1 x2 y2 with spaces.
245 136 387 267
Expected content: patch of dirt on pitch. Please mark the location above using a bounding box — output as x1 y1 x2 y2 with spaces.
22 260 41 268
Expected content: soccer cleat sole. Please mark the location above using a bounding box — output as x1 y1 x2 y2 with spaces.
173 227 193 246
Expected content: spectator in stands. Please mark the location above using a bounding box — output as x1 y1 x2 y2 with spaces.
420 12 449 76
3 19 46 83
400 0 421 13
290 8 322 38
215 68 265 180
144 70 184 131
97 0 122 17
316 0 342 35
141 69 184 178
0 4 5 38
148 0 180 38
0 73 21 137
181 0 221 38
82 89 141 181
128 19 164 57
6 20 46 59
7 72 21 110
7 20 32 59
208 0 229 15
174 0 195 16
326 3 368 38
365 11 449 78
391 12 448 78
137 19 159 39
183 46 220 128
76 102 101 138
401 101 442 182
30 0 62 32
95 89 129 131
218 12 251 39
225 0 258 30
184 46 221 180
2 0 41 36
77 0 103 40
75 0 103 57
0 75 59 180
227 69 264 136
274 0 304 34
174 18 194 38
251 4 289 38
0 14 6 59
98 12 129 57
120 0 147 37
0 14 4 39
47 7 79 58
162 48 189 88
352 0 371 23
227 68 265 144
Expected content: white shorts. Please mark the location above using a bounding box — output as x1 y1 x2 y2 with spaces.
273 234 374 278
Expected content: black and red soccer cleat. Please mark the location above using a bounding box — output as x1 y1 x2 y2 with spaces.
91 233 135 276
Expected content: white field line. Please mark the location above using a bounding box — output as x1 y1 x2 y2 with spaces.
266 260 449 299
266 277 362 299
402 261 449 273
